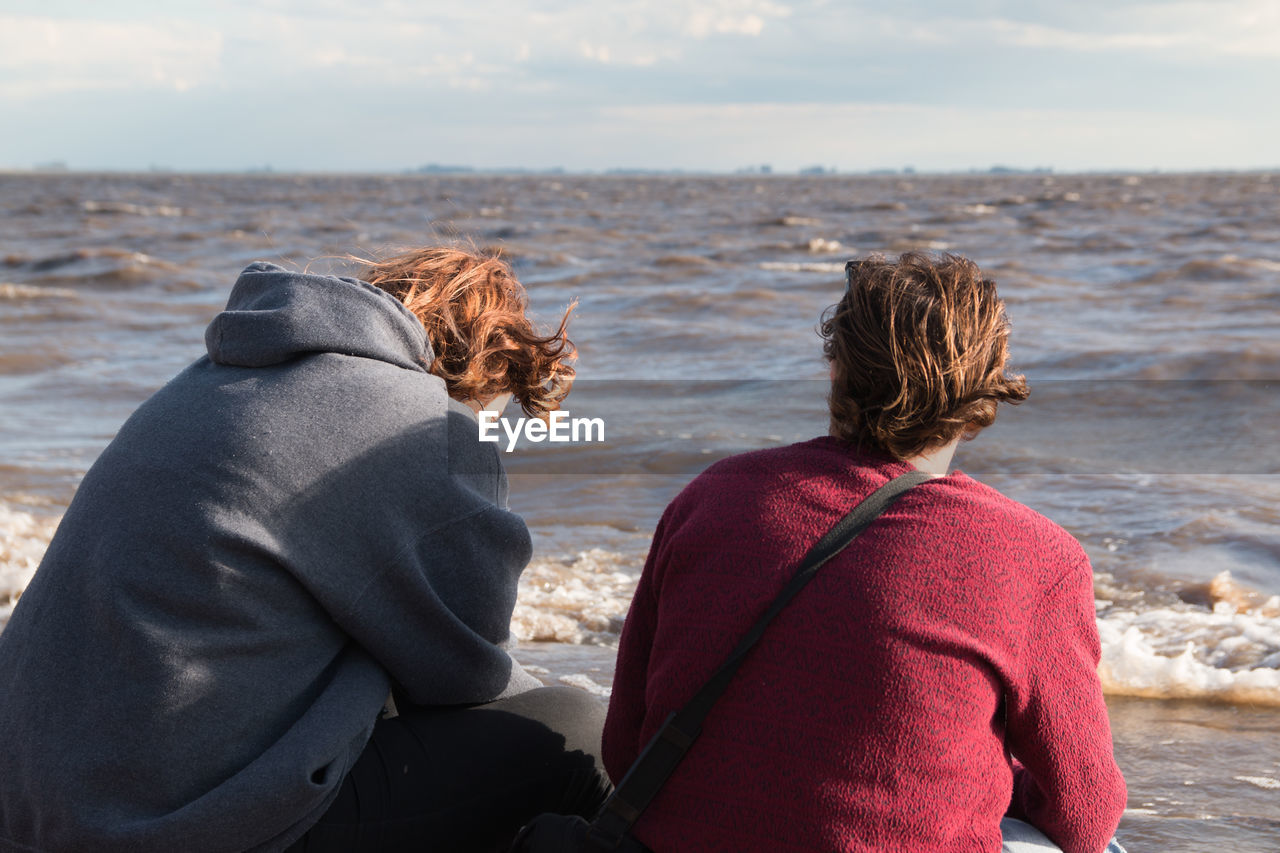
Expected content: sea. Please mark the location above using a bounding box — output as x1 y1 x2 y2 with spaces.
1 171 1278 851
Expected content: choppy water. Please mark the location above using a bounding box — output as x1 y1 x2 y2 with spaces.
2 171 1279 850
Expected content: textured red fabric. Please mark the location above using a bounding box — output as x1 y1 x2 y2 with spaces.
603 437 1126 853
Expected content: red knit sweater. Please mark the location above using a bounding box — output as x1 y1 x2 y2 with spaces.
603 437 1126 853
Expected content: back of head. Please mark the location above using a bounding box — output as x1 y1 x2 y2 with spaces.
821 252 1028 460
358 246 575 419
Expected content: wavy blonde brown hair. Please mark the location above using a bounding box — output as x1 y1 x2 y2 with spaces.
358 246 575 419
821 252 1029 460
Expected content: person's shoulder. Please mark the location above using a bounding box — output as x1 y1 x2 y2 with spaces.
679 436 844 493
666 435 888 520
696 441 796 479
932 471 1088 566
444 399 501 465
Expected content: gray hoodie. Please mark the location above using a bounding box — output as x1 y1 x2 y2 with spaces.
0 262 540 853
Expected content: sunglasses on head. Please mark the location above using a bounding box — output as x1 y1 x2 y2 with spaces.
843 259 864 291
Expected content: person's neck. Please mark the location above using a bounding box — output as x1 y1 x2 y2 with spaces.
904 438 959 478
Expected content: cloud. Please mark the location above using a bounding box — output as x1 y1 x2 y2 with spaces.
1149 0 1280 57
0 14 224 98
2 1 1276 171
981 19 1190 51
682 0 792 38
199 0 794 85
864 0 1280 58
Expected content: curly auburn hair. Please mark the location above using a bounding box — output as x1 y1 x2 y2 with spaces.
358 246 575 419
820 252 1029 460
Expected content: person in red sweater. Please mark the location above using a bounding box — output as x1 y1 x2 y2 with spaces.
602 253 1127 853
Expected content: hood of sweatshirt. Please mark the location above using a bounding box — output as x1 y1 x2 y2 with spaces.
205 262 430 372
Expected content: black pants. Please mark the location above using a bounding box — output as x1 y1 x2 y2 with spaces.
286 686 611 853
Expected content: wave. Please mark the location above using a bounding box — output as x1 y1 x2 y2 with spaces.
509 548 639 644
520 251 592 269
0 504 58 628
0 282 79 301
1097 571 1280 706
759 261 846 273
891 238 952 252
0 346 78 375
1133 350 1280 380
767 215 824 227
81 200 184 217
1037 234 1136 253
1016 349 1280 380
8 247 185 289
510 556 1280 709
806 237 844 254
653 254 718 267
5 497 1278 709
643 287 781 313
1133 255 1280 284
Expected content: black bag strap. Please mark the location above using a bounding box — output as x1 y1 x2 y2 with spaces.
587 469 932 849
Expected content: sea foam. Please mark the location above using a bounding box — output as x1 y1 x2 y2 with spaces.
5 502 1279 710
509 548 639 645
0 504 57 627
1097 572 1280 706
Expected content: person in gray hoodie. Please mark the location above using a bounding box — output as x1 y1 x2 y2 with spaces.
0 248 608 853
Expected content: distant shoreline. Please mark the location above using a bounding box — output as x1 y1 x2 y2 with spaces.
5 166 1280 179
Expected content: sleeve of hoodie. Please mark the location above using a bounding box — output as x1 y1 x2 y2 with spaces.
336 500 540 707
1004 549 1127 853
317 409 540 707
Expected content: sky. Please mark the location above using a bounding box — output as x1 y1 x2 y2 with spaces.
1 0 1278 173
